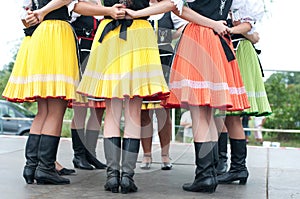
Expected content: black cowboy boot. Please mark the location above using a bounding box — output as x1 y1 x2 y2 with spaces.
85 129 106 169
35 134 70 185
71 129 93 170
23 134 41 184
182 142 218 193
104 137 121 193
217 138 249 184
120 138 140 194
216 132 228 175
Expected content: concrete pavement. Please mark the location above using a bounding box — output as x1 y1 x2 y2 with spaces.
0 135 299 199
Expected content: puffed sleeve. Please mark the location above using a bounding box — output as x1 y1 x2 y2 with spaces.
231 0 264 34
171 0 186 15
171 12 188 30
68 0 79 15
20 0 32 19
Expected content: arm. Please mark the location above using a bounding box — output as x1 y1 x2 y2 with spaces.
261 117 266 126
172 24 185 40
125 0 177 18
125 0 228 35
26 0 72 25
73 2 125 19
180 121 192 128
243 31 260 44
228 22 251 34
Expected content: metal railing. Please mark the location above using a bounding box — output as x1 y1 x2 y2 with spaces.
2 116 300 136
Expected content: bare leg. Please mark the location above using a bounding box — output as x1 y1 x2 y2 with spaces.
225 116 245 140
104 99 123 138
87 108 104 130
156 108 172 162
41 98 67 136
123 97 142 139
140 109 153 168
190 106 218 142
71 106 88 129
141 109 153 156
156 108 172 170
30 98 47 135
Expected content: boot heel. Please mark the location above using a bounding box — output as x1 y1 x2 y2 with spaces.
23 167 35 184
204 185 217 193
36 179 46 185
104 180 120 193
23 175 34 184
111 187 119 193
104 184 119 193
239 177 247 185
120 177 138 194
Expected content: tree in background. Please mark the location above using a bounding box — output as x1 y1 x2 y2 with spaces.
264 72 300 143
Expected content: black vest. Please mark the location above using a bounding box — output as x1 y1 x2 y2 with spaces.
32 0 70 21
104 0 149 10
188 0 232 21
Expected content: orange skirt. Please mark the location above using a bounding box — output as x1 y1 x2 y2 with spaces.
164 23 250 111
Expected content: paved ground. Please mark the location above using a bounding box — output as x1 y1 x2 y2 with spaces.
0 135 300 199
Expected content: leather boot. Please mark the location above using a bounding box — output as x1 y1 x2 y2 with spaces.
216 132 228 175
85 129 106 169
182 142 218 193
120 138 140 194
35 135 70 185
217 138 249 184
71 129 93 170
104 137 121 193
23 134 41 184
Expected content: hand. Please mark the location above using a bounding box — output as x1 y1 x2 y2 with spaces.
226 27 234 34
32 9 46 24
110 4 126 20
212 20 228 36
25 10 39 26
125 8 138 19
247 32 260 44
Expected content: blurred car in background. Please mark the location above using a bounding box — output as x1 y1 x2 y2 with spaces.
0 100 35 135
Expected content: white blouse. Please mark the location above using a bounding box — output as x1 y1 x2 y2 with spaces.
20 0 32 19
231 0 264 33
171 0 186 15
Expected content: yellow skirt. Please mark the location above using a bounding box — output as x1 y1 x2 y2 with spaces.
77 19 170 101
141 101 163 110
2 36 32 102
24 20 80 101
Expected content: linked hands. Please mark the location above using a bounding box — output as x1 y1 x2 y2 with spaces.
211 20 231 36
25 3 128 26
25 10 46 26
109 4 127 20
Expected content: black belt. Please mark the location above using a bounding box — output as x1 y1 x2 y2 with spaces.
98 19 133 43
214 32 235 62
231 34 264 77
23 25 39 36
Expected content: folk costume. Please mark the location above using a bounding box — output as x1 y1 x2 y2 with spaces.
217 0 271 186
163 0 250 193
3 0 80 185
76 0 173 194
70 13 107 170
227 0 272 116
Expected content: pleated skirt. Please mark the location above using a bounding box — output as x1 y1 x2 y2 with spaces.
227 40 272 116
2 36 32 102
4 20 81 102
77 19 170 101
164 23 250 111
